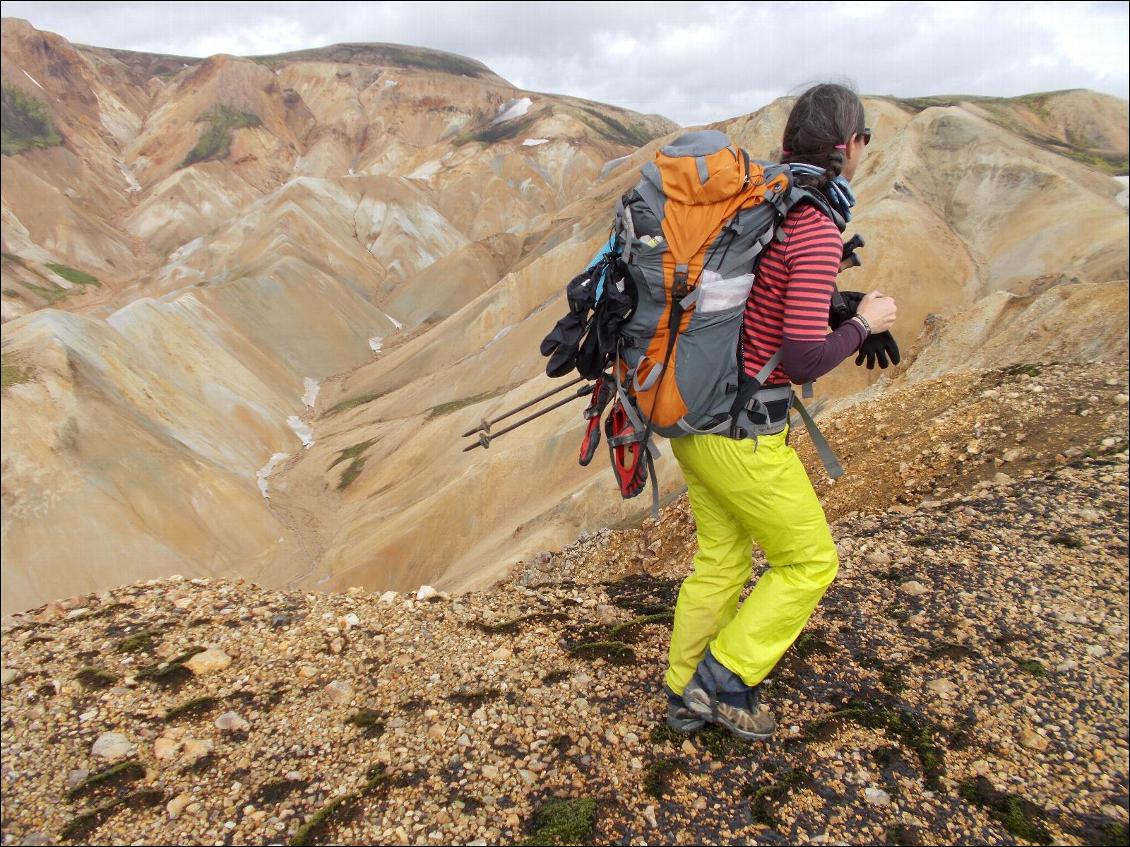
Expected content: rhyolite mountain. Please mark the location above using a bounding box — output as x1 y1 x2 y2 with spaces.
1 17 1127 615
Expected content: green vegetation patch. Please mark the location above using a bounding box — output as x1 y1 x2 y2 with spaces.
521 797 597 846
2 356 33 390
608 611 674 639
136 645 206 687
541 669 571 685
67 760 145 801
116 628 162 654
165 695 220 721
337 457 367 491
959 776 1053 844
474 611 568 634
426 385 514 419
746 766 812 828
644 758 681 798
61 789 163 842
1015 658 1047 678
446 685 502 709
567 640 636 665
1 86 63 155
328 438 379 471
1049 532 1083 549
455 110 540 146
805 700 946 790
45 262 100 287
182 104 262 168
76 666 118 690
290 764 389 846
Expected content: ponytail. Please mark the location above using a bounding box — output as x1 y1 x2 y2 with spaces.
779 83 865 189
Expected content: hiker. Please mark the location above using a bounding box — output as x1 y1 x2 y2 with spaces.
665 84 898 739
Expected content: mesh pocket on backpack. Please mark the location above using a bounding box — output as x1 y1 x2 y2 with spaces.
697 270 754 313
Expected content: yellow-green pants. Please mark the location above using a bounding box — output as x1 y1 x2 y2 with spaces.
665 429 839 693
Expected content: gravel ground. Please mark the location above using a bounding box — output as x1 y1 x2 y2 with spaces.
2 363 1127 846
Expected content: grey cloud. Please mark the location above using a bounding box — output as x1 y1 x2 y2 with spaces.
2 0 1126 125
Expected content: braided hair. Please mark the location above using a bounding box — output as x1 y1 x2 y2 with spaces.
779 83 866 189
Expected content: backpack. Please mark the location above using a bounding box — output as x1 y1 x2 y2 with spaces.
541 130 845 514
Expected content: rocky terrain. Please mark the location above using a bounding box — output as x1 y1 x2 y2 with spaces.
1 17 1128 630
2 362 1127 846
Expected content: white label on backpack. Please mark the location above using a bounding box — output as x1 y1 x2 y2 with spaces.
697 270 754 313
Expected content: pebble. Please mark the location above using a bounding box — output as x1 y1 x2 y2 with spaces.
1086 644 1108 658
325 680 354 705
379 591 398 604
1020 727 1050 752
181 738 213 764
154 737 181 759
416 585 439 602
91 732 135 760
167 793 193 820
865 551 891 565
900 581 928 596
184 648 232 676
1 668 20 686
681 738 697 756
927 678 957 697
215 711 251 732
864 787 891 806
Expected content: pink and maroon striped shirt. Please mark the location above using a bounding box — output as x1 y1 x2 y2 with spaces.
741 203 863 386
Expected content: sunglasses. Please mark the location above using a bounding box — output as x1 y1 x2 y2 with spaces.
858 127 872 145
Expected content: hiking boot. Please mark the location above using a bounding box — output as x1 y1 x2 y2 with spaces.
665 686 705 733
682 649 776 741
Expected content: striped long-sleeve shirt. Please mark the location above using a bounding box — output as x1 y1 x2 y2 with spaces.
741 203 865 385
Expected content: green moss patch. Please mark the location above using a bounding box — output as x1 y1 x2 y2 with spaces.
805 700 946 790
165 695 220 721
521 797 597 846
290 765 389 846
328 439 378 471
45 262 100 287
1 86 63 155
567 640 636 665
136 645 205 688
644 758 681 798
608 611 674 639
76 666 118 690
61 789 163 842
116 628 161 654
745 766 811 828
182 104 262 167
959 776 1053 844
446 685 502 709
67 760 145 801
426 385 514 419
475 612 568 634
1016 658 1047 678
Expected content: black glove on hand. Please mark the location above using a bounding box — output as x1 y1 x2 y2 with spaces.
855 331 901 369
829 290 864 329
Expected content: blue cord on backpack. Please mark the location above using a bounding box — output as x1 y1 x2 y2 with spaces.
585 235 617 303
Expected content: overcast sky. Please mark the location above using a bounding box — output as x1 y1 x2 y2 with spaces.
2 1 1126 125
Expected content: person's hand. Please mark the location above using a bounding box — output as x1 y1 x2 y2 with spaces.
855 331 901 369
856 291 897 334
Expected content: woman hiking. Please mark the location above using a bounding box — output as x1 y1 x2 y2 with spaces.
664 83 898 740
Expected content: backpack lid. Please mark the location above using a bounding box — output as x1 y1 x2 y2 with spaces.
651 130 747 207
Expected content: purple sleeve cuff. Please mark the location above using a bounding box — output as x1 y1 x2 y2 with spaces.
780 320 866 384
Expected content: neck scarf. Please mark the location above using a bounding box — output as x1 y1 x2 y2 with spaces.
787 164 857 223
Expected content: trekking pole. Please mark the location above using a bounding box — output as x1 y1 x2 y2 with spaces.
463 383 594 452
460 375 586 438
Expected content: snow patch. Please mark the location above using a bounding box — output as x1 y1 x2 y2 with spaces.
492 97 532 125
387 314 404 331
1115 175 1129 210
490 325 514 345
257 452 289 499
302 378 320 409
287 416 315 448
369 336 383 354
599 154 632 181
114 159 142 192
22 69 44 90
522 138 550 147
384 79 398 88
